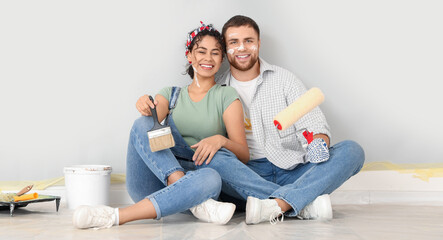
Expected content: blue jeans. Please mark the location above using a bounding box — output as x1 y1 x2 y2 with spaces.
126 116 280 219
247 140 365 217
126 116 223 220
165 115 281 201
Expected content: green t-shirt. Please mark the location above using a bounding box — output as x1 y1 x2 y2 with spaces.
158 84 239 147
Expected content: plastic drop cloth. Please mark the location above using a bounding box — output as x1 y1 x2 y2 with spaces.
1 202 443 240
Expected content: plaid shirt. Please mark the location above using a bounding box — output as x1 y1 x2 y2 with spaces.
216 58 331 170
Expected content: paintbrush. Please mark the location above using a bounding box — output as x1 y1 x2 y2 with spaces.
147 96 175 152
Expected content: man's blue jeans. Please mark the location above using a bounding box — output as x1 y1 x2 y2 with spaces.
126 116 280 219
247 140 365 217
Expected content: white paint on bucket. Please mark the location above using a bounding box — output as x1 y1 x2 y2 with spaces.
64 165 112 209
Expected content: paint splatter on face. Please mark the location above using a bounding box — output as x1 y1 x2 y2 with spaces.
237 43 245 51
192 66 201 87
227 44 257 55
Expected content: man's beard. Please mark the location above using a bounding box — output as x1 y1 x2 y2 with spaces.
230 55 259 71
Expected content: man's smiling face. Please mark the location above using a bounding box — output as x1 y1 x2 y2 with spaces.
224 26 260 72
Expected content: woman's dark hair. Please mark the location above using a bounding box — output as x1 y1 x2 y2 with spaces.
186 29 225 79
222 15 260 41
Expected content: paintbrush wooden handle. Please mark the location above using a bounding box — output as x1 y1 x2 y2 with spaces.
16 185 33 196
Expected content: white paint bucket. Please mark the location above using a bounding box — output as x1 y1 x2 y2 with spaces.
64 165 112 209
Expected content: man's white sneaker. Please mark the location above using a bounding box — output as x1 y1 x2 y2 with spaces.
297 194 333 220
190 199 236 225
73 205 117 229
246 196 284 225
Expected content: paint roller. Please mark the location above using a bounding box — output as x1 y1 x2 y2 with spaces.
273 87 325 131
13 193 39 202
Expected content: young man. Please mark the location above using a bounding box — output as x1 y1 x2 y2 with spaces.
214 15 365 224
135 16 364 224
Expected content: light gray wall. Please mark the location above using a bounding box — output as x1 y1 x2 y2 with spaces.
1 0 442 181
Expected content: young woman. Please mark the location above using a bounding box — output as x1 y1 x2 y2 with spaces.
72 22 248 229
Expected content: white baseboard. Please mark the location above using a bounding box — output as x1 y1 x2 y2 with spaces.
331 170 443 205
33 184 134 207
331 190 443 206
38 170 443 206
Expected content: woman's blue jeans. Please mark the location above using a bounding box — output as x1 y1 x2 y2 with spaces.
126 116 223 219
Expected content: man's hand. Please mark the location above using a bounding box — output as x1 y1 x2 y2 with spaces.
136 95 158 116
191 135 226 166
306 138 330 163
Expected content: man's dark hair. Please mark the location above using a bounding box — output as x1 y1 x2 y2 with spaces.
222 15 260 40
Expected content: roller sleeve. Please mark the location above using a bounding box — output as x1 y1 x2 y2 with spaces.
273 88 325 131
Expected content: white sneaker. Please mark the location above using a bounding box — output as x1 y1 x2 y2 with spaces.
190 199 236 225
246 197 284 225
73 205 116 229
297 194 333 220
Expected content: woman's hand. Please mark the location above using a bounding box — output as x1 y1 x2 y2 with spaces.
191 135 227 166
136 95 158 116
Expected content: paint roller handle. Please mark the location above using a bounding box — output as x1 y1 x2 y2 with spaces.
148 96 163 129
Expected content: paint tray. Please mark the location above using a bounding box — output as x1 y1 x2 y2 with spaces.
0 194 61 217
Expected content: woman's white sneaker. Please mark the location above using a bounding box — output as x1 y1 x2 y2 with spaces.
73 205 117 229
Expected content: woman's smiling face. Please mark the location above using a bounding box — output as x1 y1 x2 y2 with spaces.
187 35 223 79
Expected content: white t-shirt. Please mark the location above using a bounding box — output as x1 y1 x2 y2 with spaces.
230 75 266 160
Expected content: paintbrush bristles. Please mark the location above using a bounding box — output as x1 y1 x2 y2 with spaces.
149 134 175 152
146 94 175 152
